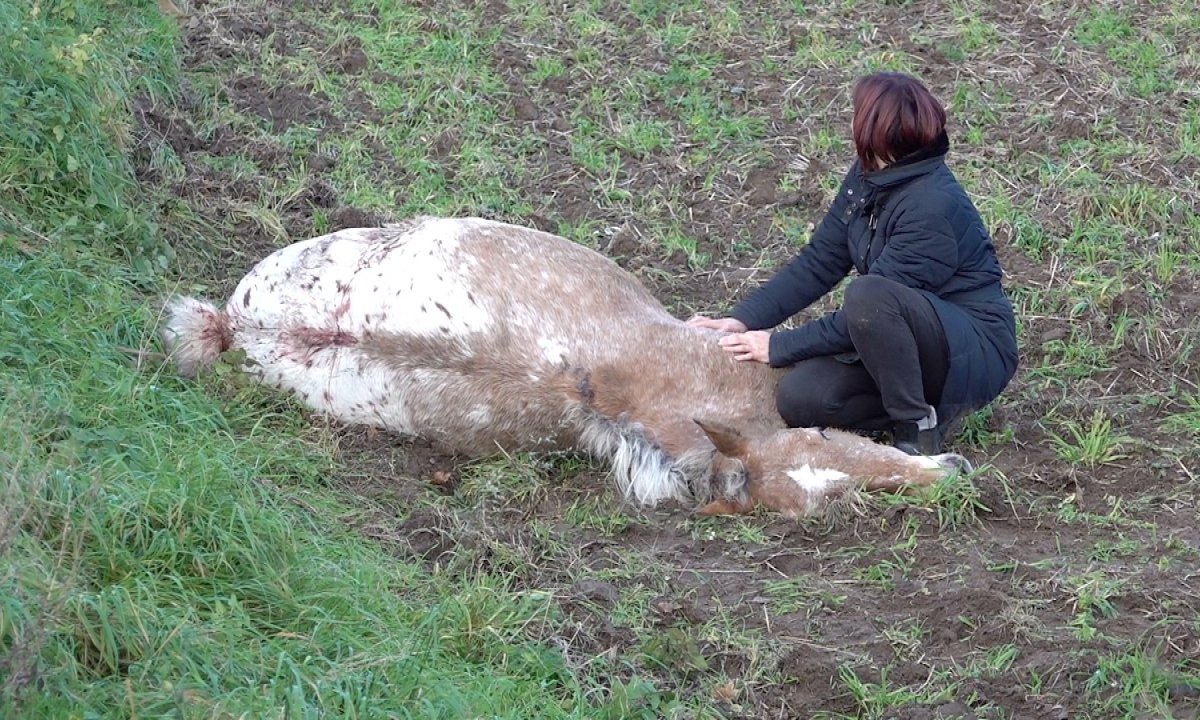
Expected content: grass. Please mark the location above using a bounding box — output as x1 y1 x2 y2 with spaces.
826 664 958 720
0 251 604 717
761 577 847 616
1087 650 1200 718
1045 410 1134 468
4 0 1200 717
0 3 619 717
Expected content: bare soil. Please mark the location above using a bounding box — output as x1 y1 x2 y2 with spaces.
135 1 1200 717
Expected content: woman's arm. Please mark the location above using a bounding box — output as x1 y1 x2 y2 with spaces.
766 192 965 368
729 169 857 330
765 310 854 367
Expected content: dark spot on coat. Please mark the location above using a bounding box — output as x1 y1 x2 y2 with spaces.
243 287 252 307
434 301 452 319
305 360 314 368
269 282 278 292
576 369 595 404
336 280 351 294
467 292 476 305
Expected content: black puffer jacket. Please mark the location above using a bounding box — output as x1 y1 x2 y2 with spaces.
730 134 1019 421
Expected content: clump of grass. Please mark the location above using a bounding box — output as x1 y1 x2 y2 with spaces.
956 405 1015 449
761 576 847 616
1067 571 1122 641
824 664 958 720
870 465 989 530
1159 392 1200 438
1045 410 1133 468
565 496 635 536
0 1 177 270
1087 649 1200 717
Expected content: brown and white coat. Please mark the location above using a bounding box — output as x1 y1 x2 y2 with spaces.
162 216 969 517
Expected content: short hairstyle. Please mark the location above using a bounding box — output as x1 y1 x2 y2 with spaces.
851 72 947 172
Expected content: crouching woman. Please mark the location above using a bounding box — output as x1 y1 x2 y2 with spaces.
691 71 1018 455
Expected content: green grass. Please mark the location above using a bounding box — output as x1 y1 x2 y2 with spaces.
761 577 847 616
824 664 959 720
0 1 176 270
0 250 609 718
1045 411 1133 468
0 3 616 717
1086 649 1200 718
6 0 1200 716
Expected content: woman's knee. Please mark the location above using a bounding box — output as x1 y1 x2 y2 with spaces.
776 372 823 427
775 362 850 427
842 275 901 326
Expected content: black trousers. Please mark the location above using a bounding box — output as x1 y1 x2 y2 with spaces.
776 275 950 431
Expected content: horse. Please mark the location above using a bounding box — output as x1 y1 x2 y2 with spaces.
161 216 969 517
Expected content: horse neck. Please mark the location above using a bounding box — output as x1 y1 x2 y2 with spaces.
588 319 786 455
664 322 785 426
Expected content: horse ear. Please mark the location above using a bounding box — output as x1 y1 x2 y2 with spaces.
694 418 750 459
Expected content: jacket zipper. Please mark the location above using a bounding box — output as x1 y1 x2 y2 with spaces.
862 208 879 271
862 187 895 271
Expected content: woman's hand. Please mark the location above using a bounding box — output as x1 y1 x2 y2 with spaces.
686 315 748 334
717 331 771 364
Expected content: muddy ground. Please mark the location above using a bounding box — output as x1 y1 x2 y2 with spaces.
134 1 1199 717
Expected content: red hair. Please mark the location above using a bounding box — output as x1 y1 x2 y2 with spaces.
851 72 947 172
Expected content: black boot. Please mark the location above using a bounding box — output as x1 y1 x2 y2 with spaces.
892 421 946 456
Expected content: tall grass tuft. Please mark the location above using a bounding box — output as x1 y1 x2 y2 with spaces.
0 0 177 270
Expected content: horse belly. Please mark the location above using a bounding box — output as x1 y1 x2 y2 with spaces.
234 332 573 454
235 328 420 430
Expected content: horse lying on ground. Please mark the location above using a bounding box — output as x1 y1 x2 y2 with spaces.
161 216 969 517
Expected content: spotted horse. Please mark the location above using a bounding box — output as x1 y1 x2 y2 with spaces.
161 216 970 517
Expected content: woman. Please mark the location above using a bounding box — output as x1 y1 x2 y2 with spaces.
690 72 1018 455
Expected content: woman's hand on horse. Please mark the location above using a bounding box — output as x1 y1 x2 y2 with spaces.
718 331 771 364
686 315 748 333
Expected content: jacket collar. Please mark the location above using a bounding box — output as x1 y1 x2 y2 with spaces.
862 131 950 190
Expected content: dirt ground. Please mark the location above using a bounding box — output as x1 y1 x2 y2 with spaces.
135 0 1199 717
